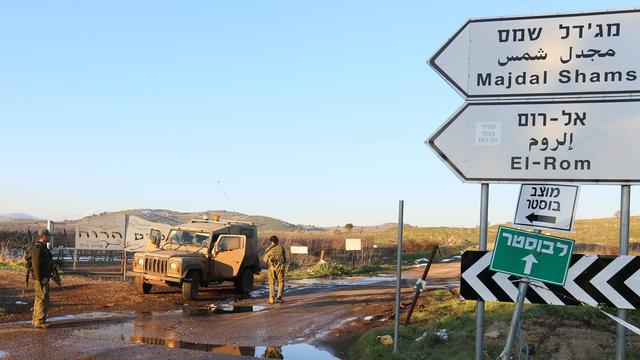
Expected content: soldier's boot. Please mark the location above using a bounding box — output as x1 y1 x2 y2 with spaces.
34 322 50 329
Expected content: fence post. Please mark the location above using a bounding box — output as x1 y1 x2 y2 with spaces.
122 215 129 281
393 200 404 353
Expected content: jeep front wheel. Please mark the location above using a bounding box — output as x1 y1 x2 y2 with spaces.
182 271 201 300
234 268 254 294
135 276 152 294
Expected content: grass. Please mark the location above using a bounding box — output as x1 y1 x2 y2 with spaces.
349 290 640 360
0 252 24 272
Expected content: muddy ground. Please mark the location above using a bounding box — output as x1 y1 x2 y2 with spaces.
2 261 633 359
0 263 459 359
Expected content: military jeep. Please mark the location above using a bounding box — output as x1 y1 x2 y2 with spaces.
130 218 260 300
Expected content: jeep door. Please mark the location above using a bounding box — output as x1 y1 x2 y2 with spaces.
212 234 246 279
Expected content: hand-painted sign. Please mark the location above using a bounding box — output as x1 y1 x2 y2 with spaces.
76 215 126 250
514 184 579 233
427 99 640 184
75 215 171 251
490 227 574 285
430 9 640 98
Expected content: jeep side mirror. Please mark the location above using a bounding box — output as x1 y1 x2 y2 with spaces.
150 229 162 248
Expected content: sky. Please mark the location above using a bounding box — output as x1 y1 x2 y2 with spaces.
1 1 639 228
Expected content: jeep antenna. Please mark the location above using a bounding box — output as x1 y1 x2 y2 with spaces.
217 179 240 221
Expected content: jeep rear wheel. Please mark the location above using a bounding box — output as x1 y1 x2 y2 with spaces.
234 268 254 294
135 276 152 294
182 271 201 300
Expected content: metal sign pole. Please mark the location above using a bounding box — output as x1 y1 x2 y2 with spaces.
500 228 539 360
616 185 630 360
475 183 489 360
393 200 404 353
501 279 529 360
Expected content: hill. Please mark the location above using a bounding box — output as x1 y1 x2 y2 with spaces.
0 213 41 222
81 209 302 231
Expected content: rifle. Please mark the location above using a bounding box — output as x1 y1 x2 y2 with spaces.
25 230 33 286
50 264 63 291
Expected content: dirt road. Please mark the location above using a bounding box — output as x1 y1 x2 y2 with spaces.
0 262 459 359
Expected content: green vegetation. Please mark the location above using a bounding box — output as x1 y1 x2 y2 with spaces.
0 252 24 272
0 262 24 272
350 290 640 360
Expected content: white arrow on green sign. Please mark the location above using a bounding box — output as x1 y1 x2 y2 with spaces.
490 226 575 285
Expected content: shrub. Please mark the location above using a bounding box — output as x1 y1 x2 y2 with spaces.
306 263 347 278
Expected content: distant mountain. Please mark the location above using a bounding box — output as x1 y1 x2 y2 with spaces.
82 209 302 231
0 213 41 221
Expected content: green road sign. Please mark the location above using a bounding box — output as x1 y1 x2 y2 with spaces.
490 226 574 285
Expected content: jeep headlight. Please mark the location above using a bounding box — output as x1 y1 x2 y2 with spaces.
133 256 144 269
168 261 180 274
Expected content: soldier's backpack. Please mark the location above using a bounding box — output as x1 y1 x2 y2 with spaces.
267 245 285 268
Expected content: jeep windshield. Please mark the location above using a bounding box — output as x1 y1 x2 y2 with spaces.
167 230 210 246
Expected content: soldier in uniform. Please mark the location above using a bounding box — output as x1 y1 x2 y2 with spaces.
31 229 53 329
262 235 286 304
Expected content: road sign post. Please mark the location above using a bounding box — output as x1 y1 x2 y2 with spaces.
490 226 574 285
428 8 640 359
501 279 529 360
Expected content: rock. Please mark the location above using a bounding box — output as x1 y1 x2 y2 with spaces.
377 335 393 345
436 329 448 341
485 330 500 339
415 332 428 342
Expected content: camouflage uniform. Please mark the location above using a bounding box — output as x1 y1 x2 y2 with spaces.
262 243 286 304
31 241 53 327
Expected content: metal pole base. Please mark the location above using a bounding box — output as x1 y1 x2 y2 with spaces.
501 280 529 360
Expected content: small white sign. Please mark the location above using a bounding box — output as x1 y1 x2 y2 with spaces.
345 238 362 251
475 122 501 146
514 184 579 233
290 246 308 254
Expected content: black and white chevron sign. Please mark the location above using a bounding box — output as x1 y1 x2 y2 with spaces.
461 251 640 309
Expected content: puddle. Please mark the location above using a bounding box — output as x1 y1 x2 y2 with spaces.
7 311 133 326
74 323 339 359
44 311 133 323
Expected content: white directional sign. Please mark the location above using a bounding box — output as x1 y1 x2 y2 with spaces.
430 9 640 98
427 99 640 184
290 246 308 254
514 184 579 233
345 238 362 251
